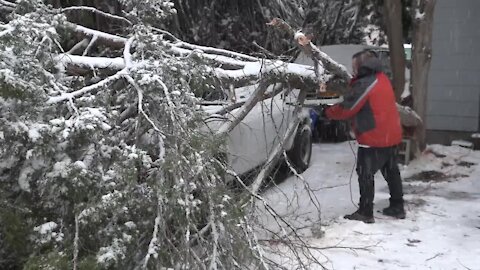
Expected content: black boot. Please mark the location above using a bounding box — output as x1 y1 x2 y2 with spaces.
382 199 406 219
344 209 375 224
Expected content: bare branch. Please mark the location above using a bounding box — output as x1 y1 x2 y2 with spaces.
215 80 270 136
143 208 161 268
151 27 181 42
82 35 98 56
62 6 132 25
250 89 307 195
73 214 79 270
0 5 14 12
47 68 127 103
207 194 219 270
124 75 164 134
0 0 15 8
67 38 89 54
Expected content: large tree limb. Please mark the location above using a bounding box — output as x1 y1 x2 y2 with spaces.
0 0 15 8
67 23 127 48
267 18 351 79
55 54 125 70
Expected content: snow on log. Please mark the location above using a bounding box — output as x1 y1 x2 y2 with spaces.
167 45 248 68
213 60 320 90
55 54 126 70
52 24 338 106
173 41 260 62
69 23 127 48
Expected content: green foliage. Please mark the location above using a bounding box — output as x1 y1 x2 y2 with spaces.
118 0 176 25
0 208 31 268
0 1 260 269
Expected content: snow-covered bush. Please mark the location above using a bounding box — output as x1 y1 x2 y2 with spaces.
0 1 258 269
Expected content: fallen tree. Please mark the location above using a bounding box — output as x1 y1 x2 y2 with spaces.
0 1 332 269
0 1 422 269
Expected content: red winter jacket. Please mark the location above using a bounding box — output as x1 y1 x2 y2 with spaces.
325 58 402 147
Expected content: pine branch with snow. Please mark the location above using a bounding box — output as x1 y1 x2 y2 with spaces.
0 1 335 269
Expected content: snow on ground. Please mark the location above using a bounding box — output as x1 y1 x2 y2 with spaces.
259 141 480 270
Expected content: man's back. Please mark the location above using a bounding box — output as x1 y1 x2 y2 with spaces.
326 57 402 147
355 71 402 147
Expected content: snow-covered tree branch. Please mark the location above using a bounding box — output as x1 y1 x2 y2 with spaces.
0 1 336 269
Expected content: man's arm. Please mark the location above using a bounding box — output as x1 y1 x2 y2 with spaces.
326 75 378 120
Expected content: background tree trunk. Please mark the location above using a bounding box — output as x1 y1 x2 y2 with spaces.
411 0 436 152
384 0 406 101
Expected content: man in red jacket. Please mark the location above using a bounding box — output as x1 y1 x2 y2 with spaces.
326 50 405 223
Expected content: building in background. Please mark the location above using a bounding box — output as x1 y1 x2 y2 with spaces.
426 0 480 144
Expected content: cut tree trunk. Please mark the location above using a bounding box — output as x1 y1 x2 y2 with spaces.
412 0 436 152
383 0 406 101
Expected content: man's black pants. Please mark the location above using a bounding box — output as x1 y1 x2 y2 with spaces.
356 145 404 216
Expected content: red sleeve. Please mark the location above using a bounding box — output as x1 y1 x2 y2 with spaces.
325 75 378 120
325 97 369 120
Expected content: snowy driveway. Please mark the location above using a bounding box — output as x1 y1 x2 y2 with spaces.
259 142 480 269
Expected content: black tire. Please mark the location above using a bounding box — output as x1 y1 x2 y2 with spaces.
287 123 312 173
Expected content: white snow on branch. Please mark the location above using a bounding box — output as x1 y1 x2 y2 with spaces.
0 0 15 8
0 24 13 37
73 24 127 45
55 54 126 70
214 60 316 80
47 68 128 104
168 45 248 67
173 41 259 62
124 75 164 134
34 221 57 235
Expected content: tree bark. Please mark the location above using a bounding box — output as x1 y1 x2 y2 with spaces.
411 0 436 152
383 0 406 101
